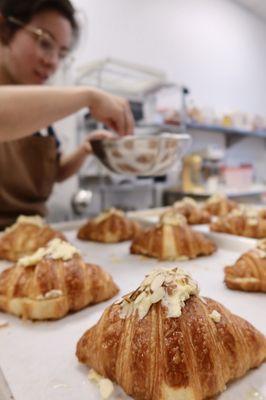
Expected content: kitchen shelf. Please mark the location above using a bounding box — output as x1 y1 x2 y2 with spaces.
136 122 266 147
187 122 266 138
187 122 266 146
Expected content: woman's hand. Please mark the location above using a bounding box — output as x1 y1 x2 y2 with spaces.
82 129 116 155
88 89 134 136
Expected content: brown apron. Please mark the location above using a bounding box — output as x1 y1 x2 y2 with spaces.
0 135 59 229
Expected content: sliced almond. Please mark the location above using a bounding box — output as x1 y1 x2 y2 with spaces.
134 291 147 305
114 298 123 305
129 287 141 301
120 267 199 321
150 286 165 304
164 274 175 284
150 274 165 292
143 270 160 286
138 296 152 319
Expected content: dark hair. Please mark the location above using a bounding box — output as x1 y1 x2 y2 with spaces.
0 0 79 44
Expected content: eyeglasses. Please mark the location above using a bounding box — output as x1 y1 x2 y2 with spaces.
7 16 70 62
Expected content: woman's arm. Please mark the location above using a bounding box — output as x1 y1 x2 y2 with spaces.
56 145 88 182
0 86 134 141
56 130 115 182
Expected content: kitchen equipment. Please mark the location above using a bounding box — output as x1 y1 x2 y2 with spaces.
181 153 204 193
90 133 191 177
200 146 224 192
71 189 93 215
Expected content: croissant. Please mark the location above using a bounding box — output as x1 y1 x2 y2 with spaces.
0 238 119 320
203 193 238 216
166 197 211 225
130 214 216 260
224 239 266 292
0 215 66 262
76 267 266 400
77 208 141 243
210 207 266 238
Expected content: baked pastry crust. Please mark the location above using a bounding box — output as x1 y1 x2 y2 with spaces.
77 208 141 243
224 239 266 292
210 208 266 238
0 218 65 262
76 268 266 400
166 197 211 225
203 193 238 216
0 244 119 320
130 217 216 260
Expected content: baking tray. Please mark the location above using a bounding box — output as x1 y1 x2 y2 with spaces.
0 228 265 400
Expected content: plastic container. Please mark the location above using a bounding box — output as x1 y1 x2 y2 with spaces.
222 164 253 190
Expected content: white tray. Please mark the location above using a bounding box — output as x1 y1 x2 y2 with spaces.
0 230 265 400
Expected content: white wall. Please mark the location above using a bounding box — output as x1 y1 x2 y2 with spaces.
72 0 266 115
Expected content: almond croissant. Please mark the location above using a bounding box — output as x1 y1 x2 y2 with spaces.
130 214 216 260
224 239 266 292
0 215 66 262
203 193 238 216
0 238 119 320
169 197 211 225
210 207 266 238
77 208 141 243
76 267 266 400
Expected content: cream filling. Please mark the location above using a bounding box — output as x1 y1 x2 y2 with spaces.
229 206 261 223
209 310 221 323
4 215 45 234
88 369 114 400
18 238 79 267
257 249 266 259
93 208 125 224
206 193 226 204
160 211 187 227
257 239 266 258
36 290 63 300
174 197 198 208
119 267 199 319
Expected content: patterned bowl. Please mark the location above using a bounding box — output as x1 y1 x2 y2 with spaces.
90 133 191 176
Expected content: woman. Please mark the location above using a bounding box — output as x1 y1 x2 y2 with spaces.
0 0 134 229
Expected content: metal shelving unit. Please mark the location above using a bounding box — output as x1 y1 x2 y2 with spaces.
136 121 266 147
186 122 266 147
187 123 266 138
